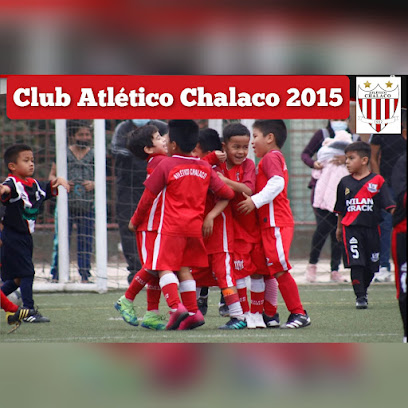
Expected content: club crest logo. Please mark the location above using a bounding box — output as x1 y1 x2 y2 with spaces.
345 187 350 195
356 76 401 134
367 183 378 193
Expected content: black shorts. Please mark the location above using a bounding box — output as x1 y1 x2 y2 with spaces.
0 227 35 281
341 225 380 272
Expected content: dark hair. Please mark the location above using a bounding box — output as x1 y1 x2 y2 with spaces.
223 123 250 143
168 120 199 153
198 128 222 153
4 143 33 171
66 120 93 138
127 124 159 160
401 108 407 131
344 141 371 161
148 120 168 136
253 119 287 148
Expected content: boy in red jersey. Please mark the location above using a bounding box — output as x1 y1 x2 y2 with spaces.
335 142 395 309
131 120 235 330
238 120 311 329
115 125 169 330
218 123 280 329
192 128 248 330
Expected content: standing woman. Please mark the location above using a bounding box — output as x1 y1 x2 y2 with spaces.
301 120 348 283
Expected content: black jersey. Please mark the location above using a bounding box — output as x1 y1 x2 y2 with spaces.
334 173 395 227
1 175 56 234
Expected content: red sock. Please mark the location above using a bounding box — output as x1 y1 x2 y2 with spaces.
264 301 277 317
276 272 304 315
180 280 198 314
146 278 161 311
237 287 250 314
250 278 265 314
159 273 180 310
250 291 264 314
1 290 19 313
125 268 153 301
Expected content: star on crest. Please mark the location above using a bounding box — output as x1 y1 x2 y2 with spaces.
364 81 371 88
385 80 393 88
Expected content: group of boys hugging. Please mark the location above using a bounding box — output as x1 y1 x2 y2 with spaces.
114 119 312 331
0 118 404 339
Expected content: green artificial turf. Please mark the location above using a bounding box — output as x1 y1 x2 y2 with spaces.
1 283 403 343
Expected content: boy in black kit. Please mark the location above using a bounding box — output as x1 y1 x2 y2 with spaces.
335 142 395 309
0 144 70 322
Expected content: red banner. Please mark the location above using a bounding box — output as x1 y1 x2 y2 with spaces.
6 75 349 119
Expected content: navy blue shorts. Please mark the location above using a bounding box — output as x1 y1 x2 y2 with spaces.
0 227 35 281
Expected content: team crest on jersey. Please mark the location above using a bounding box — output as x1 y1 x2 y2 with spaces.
345 187 350 195
356 76 401 134
349 237 358 244
367 183 378 193
371 252 380 262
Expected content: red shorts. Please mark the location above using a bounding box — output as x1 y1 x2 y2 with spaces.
233 240 269 279
192 252 236 288
261 226 293 274
145 233 208 271
136 231 157 265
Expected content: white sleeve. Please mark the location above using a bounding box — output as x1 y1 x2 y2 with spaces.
251 176 284 209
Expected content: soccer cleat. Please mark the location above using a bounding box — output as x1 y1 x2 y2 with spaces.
141 311 166 330
197 297 208 316
305 264 317 283
23 312 50 323
356 297 368 309
219 317 247 330
114 295 139 326
218 303 230 317
166 303 189 330
263 312 280 328
281 310 311 329
178 310 205 330
6 307 37 325
330 271 348 283
373 267 392 283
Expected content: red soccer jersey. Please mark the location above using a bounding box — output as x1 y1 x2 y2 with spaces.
144 154 229 237
137 154 167 232
256 149 294 228
203 175 234 255
219 159 261 244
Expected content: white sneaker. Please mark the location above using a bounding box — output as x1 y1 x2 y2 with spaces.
374 267 392 283
252 312 266 328
246 313 256 329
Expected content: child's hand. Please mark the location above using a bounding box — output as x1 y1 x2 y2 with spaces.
202 215 214 238
128 220 136 232
237 192 255 215
215 150 227 163
217 171 228 183
336 227 342 242
313 161 323 170
82 180 95 192
52 177 71 193
0 184 11 196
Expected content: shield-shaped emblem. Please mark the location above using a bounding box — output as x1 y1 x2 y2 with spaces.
358 84 399 133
